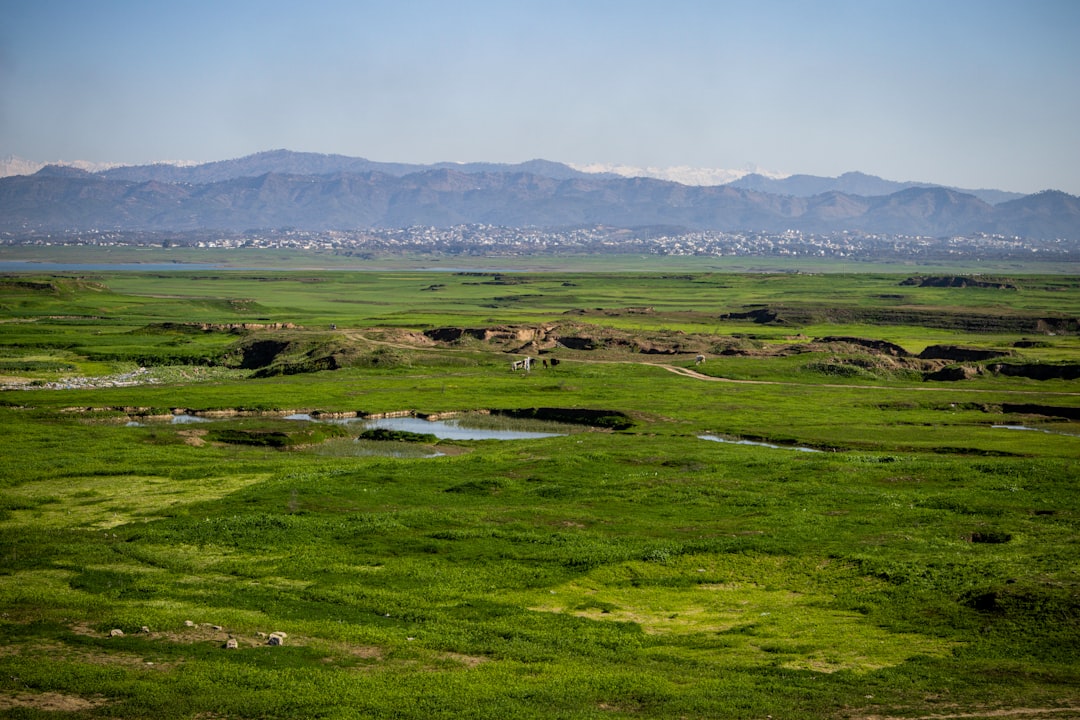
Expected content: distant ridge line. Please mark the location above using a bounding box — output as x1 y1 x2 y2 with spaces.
0 150 1075 239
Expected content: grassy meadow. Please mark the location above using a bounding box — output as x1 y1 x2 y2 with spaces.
0 266 1078 718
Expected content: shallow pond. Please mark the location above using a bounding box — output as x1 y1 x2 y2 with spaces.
699 434 822 453
133 412 570 440
347 416 564 440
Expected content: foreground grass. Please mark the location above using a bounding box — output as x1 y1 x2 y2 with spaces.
0 270 1078 718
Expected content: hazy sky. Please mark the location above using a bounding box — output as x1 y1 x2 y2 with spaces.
3 0 1078 193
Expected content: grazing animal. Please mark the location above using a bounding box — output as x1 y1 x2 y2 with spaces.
695 354 705 365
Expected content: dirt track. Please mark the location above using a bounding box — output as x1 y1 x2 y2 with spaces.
350 328 1080 398
655 363 1080 396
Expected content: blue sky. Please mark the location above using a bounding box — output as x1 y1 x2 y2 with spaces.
2 0 1078 194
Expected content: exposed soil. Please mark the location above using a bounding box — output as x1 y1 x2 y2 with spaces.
853 708 1080 720
423 321 715 356
438 651 488 668
177 428 208 446
0 692 110 712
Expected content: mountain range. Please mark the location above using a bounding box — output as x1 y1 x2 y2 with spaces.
1 150 1076 240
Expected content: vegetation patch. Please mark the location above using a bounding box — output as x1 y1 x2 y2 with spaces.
205 420 349 448
1 269 1078 718
523 555 959 673
357 428 437 443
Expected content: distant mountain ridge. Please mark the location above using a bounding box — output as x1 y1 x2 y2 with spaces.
2 150 1025 204
728 171 1023 205
95 150 599 184
0 150 1075 239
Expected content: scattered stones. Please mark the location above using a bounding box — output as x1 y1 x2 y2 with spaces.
210 625 222 631
225 638 239 650
268 631 287 646
140 626 150 633
7 368 158 392
109 629 124 637
184 620 195 627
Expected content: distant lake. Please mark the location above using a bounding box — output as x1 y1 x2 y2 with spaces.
0 261 227 272
0 260 525 273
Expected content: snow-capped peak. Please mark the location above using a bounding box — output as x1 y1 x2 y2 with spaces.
568 162 789 186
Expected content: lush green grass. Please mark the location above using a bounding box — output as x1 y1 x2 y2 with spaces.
0 269 1078 718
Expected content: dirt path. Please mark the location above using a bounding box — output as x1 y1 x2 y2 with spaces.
856 708 1080 720
656 363 1080 397
348 329 1080 398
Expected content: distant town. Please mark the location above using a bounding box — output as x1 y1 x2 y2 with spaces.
2 225 1075 262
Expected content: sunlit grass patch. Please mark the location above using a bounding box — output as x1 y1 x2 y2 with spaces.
0 569 88 608
2 473 272 529
523 554 958 673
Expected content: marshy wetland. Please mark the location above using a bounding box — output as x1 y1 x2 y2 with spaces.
0 267 1078 718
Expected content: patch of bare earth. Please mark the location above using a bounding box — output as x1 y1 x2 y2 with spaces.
367 328 436 347
6 639 177 671
317 641 384 665
72 620 284 649
344 645 383 659
0 692 109 712
177 428 207 446
439 651 488 668
854 708 1080 720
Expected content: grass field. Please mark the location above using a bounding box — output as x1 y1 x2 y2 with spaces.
0 264 1078 718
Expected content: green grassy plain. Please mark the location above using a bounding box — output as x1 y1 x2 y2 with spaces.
0 265 1078 718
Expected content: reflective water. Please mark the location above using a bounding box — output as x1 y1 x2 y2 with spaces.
133 412 565 439
0 261 226 272
992 424 1079 438
359 417 564 440
171 414 213 424
699 434 822 452
268 413 564 439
